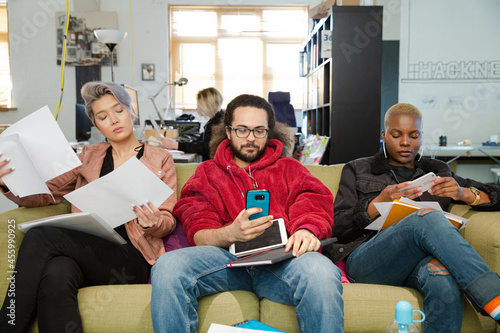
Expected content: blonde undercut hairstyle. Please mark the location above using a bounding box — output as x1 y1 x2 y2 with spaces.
384 103 423 130
196 87 223 119
81 82 136 123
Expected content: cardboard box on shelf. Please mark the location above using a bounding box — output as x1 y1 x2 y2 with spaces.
145 129 179 141
309 0 376 19
337 0 376 5
309 0 336 19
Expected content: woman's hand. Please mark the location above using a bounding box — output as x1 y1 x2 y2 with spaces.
367 182 422 219
376 182 422 202
428 176 464 201
133 201 162 229
0 155 14 187
160 137 179 150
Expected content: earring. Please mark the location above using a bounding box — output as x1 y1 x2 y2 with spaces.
383 142 388 159
417 145 424 162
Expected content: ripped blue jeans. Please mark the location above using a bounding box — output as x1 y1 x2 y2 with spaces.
347 210 500 333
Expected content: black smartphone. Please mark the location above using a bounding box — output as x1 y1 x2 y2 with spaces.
245 189 270 220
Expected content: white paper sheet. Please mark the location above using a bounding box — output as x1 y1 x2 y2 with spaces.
64 158 174 228
0 134 50 197
365 202 393 230
0 106 81 197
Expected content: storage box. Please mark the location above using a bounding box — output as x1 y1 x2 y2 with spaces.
309 0 336 19
309 0 376 19
337 0 376 5
145 129 179 141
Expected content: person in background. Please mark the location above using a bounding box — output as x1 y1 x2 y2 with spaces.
151 94 344 333
0 82 177 332
161 87 223 161
324 103 500 332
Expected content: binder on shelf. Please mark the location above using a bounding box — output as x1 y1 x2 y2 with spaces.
299 51 305 77
321 30 332 58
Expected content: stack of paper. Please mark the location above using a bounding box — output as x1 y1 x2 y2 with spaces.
0 106 81 197
366 198 468 231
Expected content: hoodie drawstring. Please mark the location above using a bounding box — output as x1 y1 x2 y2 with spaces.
246 165 258 189
227 165 245 198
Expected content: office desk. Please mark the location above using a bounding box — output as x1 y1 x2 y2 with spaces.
424 145 500 164
172 153 202 163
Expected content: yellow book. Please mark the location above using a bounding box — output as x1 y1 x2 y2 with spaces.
380 200 465 231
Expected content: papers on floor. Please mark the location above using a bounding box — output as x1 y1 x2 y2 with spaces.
0 106 81 197
366 197 468 231
64 158 174 228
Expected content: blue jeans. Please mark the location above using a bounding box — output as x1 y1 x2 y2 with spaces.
151 246 344 333
347 210 500 333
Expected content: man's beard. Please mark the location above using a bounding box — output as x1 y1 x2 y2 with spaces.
231 141 267 163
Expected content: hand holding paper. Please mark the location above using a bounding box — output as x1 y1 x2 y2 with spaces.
0 106 81 197
64 158 174 228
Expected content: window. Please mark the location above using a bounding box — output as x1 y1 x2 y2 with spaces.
170 6 308 110
0 1 11 108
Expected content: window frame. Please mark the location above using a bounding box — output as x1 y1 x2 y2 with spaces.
169 5 308 111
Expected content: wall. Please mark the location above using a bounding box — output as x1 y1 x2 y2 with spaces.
0 0 324 213
399 0 500 147
399 0 500 183
0 0 400 213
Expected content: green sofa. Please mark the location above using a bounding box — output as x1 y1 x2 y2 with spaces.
1 163 499 332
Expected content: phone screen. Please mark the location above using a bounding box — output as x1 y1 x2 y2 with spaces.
246 189 270 220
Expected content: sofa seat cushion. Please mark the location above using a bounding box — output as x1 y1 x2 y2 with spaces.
198 291 260 332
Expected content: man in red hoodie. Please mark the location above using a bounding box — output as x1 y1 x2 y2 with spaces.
151 94 343 333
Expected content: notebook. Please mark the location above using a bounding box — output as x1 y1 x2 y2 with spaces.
17 212 126 245
227 238 337 268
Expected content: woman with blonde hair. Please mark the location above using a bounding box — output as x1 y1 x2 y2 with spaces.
161 87 223 161
0 82 177 332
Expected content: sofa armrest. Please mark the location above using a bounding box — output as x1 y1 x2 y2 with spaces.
0 202 71 300
450 204 500 274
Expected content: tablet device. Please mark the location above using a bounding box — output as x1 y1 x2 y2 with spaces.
229 218 287 257
17 212 127 245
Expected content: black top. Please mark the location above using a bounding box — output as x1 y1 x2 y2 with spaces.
178 110 223 161
389 165 416 183
100 144 145 242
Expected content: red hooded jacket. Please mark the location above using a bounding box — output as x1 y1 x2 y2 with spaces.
173 139 333 245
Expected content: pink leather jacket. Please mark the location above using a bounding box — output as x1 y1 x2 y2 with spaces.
3 142 177 265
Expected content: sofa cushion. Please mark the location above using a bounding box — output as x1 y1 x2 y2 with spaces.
198 291 260 332
304 164 344 198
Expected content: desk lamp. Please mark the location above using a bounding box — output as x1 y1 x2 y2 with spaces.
149 77 189 128
94 29 127 82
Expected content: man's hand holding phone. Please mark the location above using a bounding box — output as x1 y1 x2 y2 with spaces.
229 208 274 243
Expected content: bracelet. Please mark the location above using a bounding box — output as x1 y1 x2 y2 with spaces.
469 187 481 206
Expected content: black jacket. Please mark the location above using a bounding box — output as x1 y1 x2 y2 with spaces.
178 110 224 161
323 151 500 264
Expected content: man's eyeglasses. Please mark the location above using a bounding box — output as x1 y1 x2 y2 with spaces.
229 126 269 138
